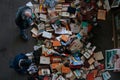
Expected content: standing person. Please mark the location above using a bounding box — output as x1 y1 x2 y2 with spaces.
15 6 34 41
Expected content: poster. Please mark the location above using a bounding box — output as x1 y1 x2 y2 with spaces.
105 49 120 71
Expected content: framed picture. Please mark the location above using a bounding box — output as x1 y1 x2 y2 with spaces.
105 49 120 71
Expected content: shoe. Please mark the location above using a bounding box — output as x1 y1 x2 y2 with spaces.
20 34 29 41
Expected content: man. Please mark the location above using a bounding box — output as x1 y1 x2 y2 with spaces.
10 53 32 74
15 6 34 41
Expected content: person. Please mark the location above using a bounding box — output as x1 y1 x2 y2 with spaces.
15 6 34 41
10 53 32 74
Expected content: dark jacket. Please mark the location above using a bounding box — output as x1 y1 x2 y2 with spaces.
10 53 31 74
15 6 33 29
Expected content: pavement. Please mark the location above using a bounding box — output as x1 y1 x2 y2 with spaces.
0 0 120 80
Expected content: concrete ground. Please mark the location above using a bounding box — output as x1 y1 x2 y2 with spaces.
0 0 120 80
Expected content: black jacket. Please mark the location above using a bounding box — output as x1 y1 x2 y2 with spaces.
15 6 33 29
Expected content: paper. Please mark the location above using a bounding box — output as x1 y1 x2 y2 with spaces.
26 1 33 7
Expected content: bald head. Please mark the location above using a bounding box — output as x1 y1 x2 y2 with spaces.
24 10 32 17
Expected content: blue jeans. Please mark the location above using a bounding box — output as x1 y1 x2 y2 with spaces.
20 29 26 36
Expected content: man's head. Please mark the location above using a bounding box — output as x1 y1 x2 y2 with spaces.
24 10 32 17
20 59 31 67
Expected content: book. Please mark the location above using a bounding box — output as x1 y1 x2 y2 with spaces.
66 71 76 80
69 39 83 51
31 27 38 36
41 68 50 75
83 52 91 59
56 75 65 80
61 35 69 42
42 31 52 39
40 14 47 21
94 51 104 61
51 63 61 70
88 58 95 65
40 56 50 64
62 65 71 73
52 40 61 46
33 4 40 13
73 70 81 79
97 9 106 20
61 12 70 17
102 71 111 80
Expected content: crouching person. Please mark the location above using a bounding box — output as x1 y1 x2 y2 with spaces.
10 53 32 74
